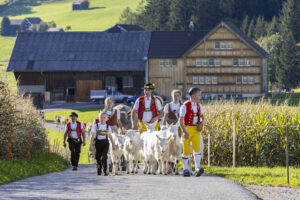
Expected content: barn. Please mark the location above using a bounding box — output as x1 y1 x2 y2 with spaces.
7 31 151 103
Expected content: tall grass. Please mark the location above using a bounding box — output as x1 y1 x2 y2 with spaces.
202 98 300 166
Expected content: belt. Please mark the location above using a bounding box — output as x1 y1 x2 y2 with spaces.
145 108 151 112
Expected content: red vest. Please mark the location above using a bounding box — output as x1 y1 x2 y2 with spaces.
137 96 158 121
67 121 82 138
183 101 201 126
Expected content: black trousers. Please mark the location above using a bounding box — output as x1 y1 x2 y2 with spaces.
95 139 109 172
68 138 82 167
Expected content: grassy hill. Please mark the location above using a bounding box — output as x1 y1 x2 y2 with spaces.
0 0 140 88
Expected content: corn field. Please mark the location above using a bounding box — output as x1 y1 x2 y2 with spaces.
0 80 47 159
201 98 300 167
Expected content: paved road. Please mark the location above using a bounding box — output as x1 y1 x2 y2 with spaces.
0 165 258 200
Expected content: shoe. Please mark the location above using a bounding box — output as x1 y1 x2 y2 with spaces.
72 166 77 171
109 164 113 173
104 172 109 176
183 169 190 177
195 167 204 177
97 168 102 176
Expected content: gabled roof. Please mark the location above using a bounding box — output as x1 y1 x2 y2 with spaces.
148 31 208 58
9 19 24 26
25 17 42 25
7 31 151 72
183 21 269 58
105 24 145 33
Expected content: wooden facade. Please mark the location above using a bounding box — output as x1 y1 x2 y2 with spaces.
15 71 144 102
148 23 268 99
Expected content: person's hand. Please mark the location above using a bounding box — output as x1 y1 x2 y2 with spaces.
112 145 116 151
183 131 189 139
82 140 86 146
132 124 137 130
197 123 203 132
150 116 158 123
121 128 125 135
89 145 94 152
63 141 66 148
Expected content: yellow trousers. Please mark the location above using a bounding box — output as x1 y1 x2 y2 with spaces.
182 126 201 157
137 121 159 133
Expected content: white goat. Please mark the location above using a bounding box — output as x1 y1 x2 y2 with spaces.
110 133 125 175
123 130 142 174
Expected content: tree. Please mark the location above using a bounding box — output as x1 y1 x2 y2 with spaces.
119 7 138 24
279 0 297 37
241 15 249 34
247 17 255 38
1 16 11 36
254 16 265 39
168 0 194 30
267 16 279 36
278 30 299 88
260 33 283 85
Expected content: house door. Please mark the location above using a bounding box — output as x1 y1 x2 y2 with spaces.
116 77 123 93
76 80 102 102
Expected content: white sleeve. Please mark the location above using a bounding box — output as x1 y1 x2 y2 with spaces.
91 121 97 134
116 109 120 120
180 105 187 118
163 104 169 114
133 98 140 111
80 122 84 130
64 125 68 132
200 104 204 115
108 126 112 134
155 98 162 111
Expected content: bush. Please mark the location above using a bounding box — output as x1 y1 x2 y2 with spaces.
201 98 300 167
0 80 47 159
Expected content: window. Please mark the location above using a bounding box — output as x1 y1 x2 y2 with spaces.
214 41 220 49
215 41 232 49
199 76 205 84
205 77 211 84
233 58 251 66
123 76 133 88
105 76 116 88
212 76 218 84
248 76 254 84
193 76 199 85
236 76 242 84
196 58 220 67
159 59 177 67
242 76 248 84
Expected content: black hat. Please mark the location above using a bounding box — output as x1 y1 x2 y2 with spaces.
143 83 155 90
188 87 201 96
69 112 78 118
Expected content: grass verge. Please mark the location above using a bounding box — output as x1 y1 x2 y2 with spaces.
0 151 69 185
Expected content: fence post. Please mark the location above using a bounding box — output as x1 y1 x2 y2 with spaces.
48 141 50 165
28 131 31 161
232 120 236 170
208 133 211 167
285 125 289 185
8 124 13 164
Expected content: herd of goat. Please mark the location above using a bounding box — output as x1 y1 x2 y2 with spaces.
54 104 204 175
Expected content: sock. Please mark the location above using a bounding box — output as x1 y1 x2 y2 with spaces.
182 157 189 170
194 153 202 169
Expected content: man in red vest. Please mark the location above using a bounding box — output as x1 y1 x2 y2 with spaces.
131 83 164 133
63 112 86 171
179 87 205 177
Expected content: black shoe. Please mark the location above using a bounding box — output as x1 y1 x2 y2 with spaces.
109 164 113 173
97 168 102 176
104 172 109 176
72 166 77 171
195 167 204 177
183 169 190 177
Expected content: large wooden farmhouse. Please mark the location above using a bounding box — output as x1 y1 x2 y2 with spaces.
148 21 269 99
7 21 268 102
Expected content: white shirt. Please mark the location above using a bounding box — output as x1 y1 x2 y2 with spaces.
65 122 84 139
180 102 204 125
133 96 162 122
92 122 112 140
164 102 181 118
103 109 120 120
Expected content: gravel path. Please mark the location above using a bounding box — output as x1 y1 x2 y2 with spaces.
246 185 300 200
0 164 258 200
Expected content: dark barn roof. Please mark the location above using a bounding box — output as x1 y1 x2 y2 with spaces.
7 31 151 72
105 24 145 33
148 31 208 58
25 17 42 25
